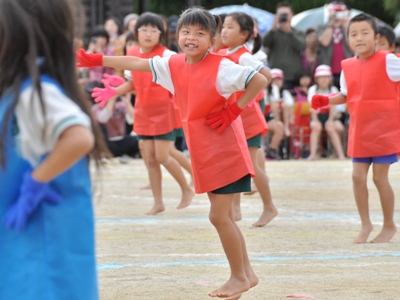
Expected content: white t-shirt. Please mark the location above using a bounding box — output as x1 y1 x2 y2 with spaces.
226 45 265 72
149 53 257 100
340 53 400 96
308 84 345 113
16 82 91 166
269 84 294 107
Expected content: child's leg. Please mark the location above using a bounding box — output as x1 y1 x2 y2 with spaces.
139 140 151 190
370 163 397 243
243 149 265 196
154 140 194 209
232 193 242 221
168 142 193 186
324 120 345 160
352 162 373 243
249 147 278 227
281 103 291 137
308 119 322 160
207 192 252 298
142 140 164 215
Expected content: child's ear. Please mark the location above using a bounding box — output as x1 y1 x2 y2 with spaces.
209 37 216 48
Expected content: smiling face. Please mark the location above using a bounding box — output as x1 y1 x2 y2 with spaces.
221 16 248 49
348 20 378 59
137 25 161 52
178 24 214 64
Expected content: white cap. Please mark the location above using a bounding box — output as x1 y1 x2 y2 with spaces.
314 65 332 78
271 68 284 79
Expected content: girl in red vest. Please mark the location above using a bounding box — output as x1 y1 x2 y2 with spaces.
312 13 400 244
77 7 268 299
218 12 278 227
92 13 194 215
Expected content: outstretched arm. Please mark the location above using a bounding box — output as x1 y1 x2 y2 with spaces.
77 49 151 72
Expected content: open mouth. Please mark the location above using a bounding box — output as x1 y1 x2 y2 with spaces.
185 43 198 49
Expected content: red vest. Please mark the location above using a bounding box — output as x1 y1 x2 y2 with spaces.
341 50 400 157
169 53 254 193
220 47 268 139
127 45 175 135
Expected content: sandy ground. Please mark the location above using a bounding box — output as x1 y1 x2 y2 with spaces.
93 158 400 300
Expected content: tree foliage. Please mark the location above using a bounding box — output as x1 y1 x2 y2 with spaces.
137 0 395 27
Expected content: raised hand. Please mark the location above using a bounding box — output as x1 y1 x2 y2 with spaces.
103 73 125 87
76 48 103 68
91 80 117 108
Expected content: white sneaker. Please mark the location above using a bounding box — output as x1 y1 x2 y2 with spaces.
119 155 130 164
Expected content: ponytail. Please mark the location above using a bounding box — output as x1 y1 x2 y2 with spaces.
251 34 262 54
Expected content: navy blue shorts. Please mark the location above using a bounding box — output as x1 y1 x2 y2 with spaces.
352 153 398 164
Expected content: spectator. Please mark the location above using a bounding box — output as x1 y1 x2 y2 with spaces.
104 17 122 53
294 70 312 102
302 28 319 78
83 28 114 102
167 15 180 52
307 65 345 160
92 94 139 163
316 0 353 89
263 1 306 91
269 68 294 137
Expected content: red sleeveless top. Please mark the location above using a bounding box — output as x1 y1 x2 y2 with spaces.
127 45 176 135
341 50 400 157
220 47 268 139
168 53 254 193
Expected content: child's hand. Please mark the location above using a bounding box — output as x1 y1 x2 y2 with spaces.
92 80 117 107
76 48 103 68
311 94 329 110
205 102 243 133
3 170 61 231
103 73 125 87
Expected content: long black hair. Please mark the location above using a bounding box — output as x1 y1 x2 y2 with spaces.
0 0 107 166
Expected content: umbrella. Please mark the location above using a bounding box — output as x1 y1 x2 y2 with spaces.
291 5 390 32
209 3 274 36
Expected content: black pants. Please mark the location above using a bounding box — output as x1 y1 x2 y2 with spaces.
107 136 139 158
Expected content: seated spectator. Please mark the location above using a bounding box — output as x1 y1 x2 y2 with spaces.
269 69 294 137
307 65 345 160
92 94 139 163
83 28 114 102
294 70 312 103
264 81 284 160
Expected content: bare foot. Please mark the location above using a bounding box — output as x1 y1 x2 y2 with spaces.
140 183 151 190
226 293 242 300
370 224 397 243
246 269 259 289
252 206 278 227
353 224 373 244
208 277 250 298
176 188 195 209
307 155 319 161
145 204 165 215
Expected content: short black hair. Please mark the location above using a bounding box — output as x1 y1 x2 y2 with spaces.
347 13 378 36
378 26 395 47
91 27 110 44
276 1 293 13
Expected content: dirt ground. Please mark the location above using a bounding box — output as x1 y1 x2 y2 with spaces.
93 158 400 300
